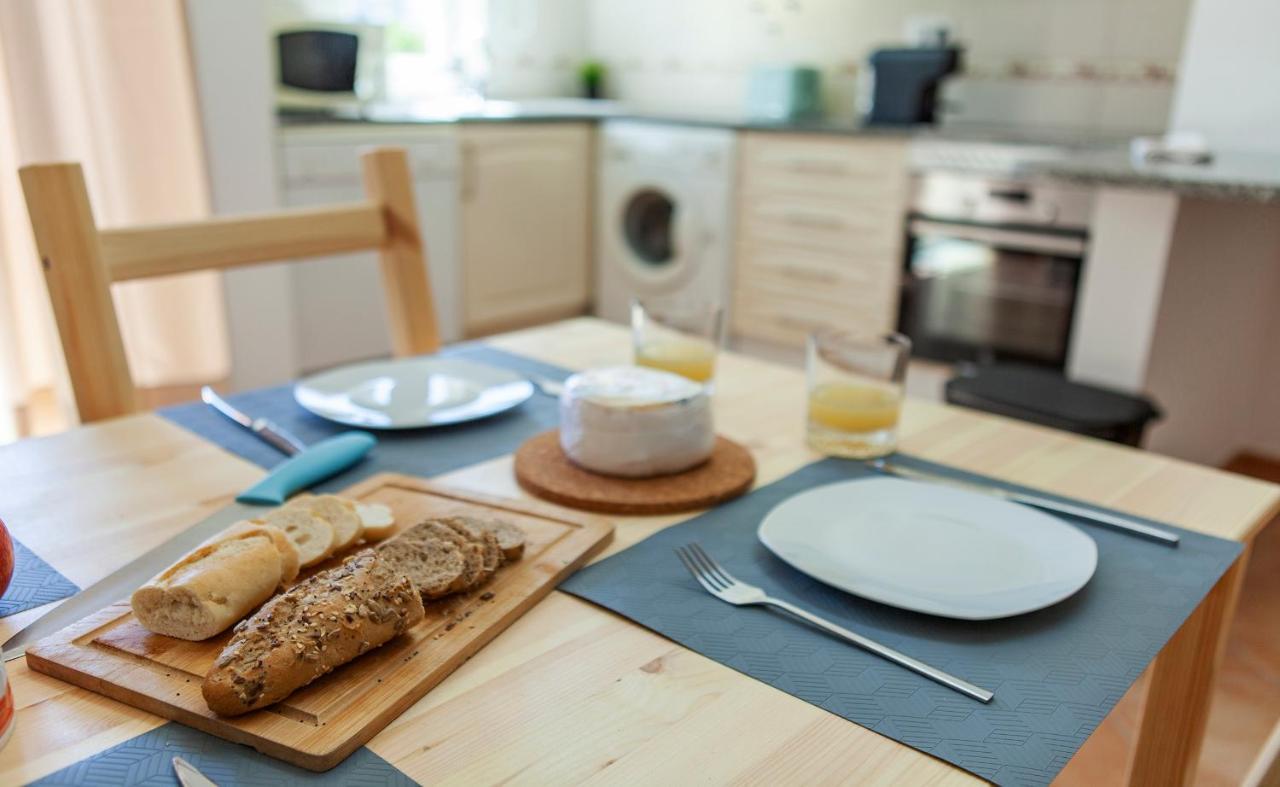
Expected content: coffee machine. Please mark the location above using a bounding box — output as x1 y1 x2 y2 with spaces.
865 45 962 126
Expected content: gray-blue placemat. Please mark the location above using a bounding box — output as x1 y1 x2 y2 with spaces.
31 721 417 786
159 343 570 489
559 455 1243 787
2 540 78 618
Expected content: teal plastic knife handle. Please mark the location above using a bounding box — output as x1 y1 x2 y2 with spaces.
236 432 376 505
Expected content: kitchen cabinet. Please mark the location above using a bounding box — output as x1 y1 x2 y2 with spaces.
731 132 908 348
459 123 592 336
277 125 461 371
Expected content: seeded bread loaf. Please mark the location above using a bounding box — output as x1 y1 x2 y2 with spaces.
202 550 425 716
131 531 285 641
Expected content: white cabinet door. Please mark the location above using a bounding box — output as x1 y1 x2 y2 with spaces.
278 128 460 372
460 124 591 336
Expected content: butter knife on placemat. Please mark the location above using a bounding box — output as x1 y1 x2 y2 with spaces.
2 399 376 660
874 458 1180 546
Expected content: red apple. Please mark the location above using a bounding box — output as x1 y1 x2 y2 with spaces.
0 518 12 599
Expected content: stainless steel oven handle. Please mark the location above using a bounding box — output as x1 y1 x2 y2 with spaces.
909 218 1087 256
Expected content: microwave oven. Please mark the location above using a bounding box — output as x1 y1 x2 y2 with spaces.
273 23 385 111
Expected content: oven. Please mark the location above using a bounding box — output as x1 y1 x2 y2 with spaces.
897 172 1094 369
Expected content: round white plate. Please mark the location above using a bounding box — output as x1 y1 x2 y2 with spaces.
294 357 534 429
757 477 1098 620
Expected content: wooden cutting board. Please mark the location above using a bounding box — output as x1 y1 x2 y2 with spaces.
25 473 614 771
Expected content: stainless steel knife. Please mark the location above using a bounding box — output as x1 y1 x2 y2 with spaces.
202 386 306 456
173 756 220 787
873 458 1180 546
2 428 376 660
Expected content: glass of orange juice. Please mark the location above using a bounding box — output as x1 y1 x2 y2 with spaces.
631 297 724 387
806 330 911 459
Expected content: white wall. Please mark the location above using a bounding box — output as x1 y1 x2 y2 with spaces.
185 0 299 390
486 0 588 97
1169 0 1280 153
585 0 1191 132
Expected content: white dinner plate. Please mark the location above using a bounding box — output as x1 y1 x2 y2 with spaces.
294 357 534 429
757 477 1098 620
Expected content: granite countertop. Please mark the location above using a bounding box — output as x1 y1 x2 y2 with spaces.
1031 149 1280 202
278 101 1280 202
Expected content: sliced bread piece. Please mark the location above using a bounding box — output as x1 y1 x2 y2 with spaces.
260 507 333 568
131 531 284 640
289 495 362 552
355 502 396 541
203 521 301 586
441 518 502 585
476 519 526 562
376 532 467 600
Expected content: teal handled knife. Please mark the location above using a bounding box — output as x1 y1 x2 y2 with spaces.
2 394 375 660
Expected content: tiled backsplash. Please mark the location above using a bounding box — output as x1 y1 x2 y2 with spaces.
489 0 1193 134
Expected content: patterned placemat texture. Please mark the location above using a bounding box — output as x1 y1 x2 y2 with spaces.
559 455 1243 787
31 722 417 786
1 539 78 618
159 343 570 486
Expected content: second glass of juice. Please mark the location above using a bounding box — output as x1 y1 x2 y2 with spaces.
630 297 724 386
806 330 911 459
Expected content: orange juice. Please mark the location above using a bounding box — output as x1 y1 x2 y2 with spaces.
635 338 716 383
807 381 902 457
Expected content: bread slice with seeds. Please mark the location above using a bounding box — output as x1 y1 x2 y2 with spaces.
440 517 503 587
375 525 469 600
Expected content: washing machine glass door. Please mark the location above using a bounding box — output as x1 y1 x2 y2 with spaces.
619 186 699 289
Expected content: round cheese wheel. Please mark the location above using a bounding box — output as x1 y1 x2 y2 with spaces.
559 366 714 478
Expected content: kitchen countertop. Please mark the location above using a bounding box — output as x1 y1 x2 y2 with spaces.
278 100 1280 202
1033 148 1280 202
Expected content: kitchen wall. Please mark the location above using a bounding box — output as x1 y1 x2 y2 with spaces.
573 0 1191 133
1170 0 1280 153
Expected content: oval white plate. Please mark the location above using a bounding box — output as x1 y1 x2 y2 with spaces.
294 357 534 429
757 477 1098 620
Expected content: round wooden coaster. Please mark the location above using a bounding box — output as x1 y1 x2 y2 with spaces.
513 430 757 515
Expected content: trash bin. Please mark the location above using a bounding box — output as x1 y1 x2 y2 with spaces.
944 364 1162 447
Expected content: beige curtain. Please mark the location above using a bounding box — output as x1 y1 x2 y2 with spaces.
0 0 231 439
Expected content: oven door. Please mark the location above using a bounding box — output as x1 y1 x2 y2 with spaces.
899 218 1087 368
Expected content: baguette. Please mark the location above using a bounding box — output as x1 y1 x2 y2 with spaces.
288 495 362 552
202 521 301 586
260 507 333 567
131 531 284 640
202 550 425 716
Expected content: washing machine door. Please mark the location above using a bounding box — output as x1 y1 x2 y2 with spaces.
614 181 703 292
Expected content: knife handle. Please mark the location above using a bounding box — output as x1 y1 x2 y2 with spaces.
236 432 376 505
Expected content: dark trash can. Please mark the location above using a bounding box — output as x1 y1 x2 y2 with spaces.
944 364 1162 447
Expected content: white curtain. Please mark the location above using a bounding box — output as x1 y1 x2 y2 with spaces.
0 0 231 440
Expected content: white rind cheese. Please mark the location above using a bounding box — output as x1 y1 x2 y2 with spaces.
559 366 714 478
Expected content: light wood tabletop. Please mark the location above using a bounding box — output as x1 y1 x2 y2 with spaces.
1 317 1276 785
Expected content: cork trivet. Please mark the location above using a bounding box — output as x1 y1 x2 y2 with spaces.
513 430 757 515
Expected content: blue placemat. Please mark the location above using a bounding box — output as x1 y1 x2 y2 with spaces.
1 539 78 618
159 343 570 487
559 455 1243 787
31 721 417 786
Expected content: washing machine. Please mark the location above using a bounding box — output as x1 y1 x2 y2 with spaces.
595 121 737 324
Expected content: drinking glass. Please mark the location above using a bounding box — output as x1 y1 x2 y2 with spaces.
630 297 724 386
806 330 911 458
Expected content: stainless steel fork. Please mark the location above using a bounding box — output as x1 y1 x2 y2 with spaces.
675 543 995 703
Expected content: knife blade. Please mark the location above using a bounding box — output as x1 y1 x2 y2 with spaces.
873 459 1180 546
202 385 306 456
173 756 220 787
2 431 376 660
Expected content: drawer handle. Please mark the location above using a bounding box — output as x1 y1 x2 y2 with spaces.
771 264 840 284
773 314 830 333
783 212 844 230
786 160 851 176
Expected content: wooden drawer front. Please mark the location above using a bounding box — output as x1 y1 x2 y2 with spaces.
732 287 893 348
740 133 907 198
736 242 897 299
739 192 902 255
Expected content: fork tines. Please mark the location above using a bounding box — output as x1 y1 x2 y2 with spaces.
675 543 734 595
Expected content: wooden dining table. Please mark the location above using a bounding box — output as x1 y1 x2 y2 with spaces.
1 317 1276 785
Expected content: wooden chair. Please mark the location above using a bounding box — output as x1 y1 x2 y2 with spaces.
19 147 439 423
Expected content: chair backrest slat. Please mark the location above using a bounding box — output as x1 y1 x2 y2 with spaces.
101 202 387 282
19 147 439 423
